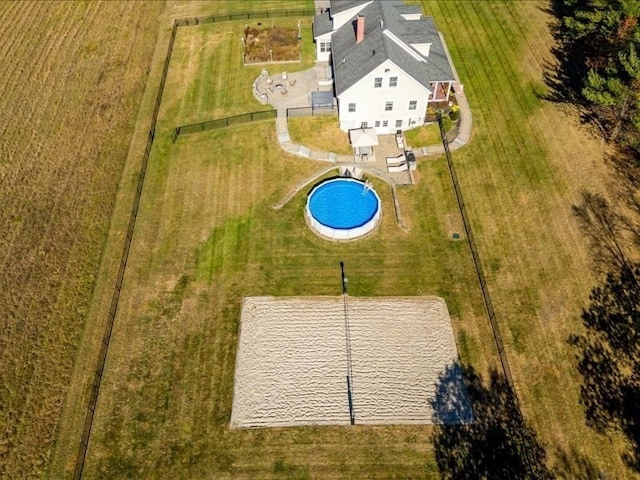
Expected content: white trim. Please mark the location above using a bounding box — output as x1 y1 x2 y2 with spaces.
410 43 431 57
383 29 426 62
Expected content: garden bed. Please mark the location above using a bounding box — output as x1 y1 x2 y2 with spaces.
243 24 301 64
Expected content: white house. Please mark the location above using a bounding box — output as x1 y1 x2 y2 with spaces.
313 0 456 134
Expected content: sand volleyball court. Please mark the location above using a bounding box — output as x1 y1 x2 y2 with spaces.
230 296 470 428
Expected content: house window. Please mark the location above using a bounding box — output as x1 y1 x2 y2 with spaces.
389 76 398 87
385 101 393 111
408 100 417 110
375 120 380 127
348 103 356 112
374 77 382 88
395 119 403 128
320 41 331 53
361 122 368 128
383 120 388 127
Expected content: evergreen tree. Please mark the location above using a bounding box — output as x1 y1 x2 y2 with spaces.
559 0 640 152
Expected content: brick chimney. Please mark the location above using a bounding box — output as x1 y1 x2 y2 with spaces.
356 15 365 44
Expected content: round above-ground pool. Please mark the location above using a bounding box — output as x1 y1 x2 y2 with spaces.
306 177 381 240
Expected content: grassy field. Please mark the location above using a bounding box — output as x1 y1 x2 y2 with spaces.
48 0 634 478
0 2 163 478
78 2 491 478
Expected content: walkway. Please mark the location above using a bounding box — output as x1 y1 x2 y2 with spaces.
271 82 473 176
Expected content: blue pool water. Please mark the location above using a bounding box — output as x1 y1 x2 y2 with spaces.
308 178 379 229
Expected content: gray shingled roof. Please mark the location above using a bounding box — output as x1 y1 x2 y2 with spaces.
313 10 332 38
330 0 455 96
329 0 371 15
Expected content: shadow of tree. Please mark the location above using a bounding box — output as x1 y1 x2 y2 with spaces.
537 1 586 105
431 363 553 479
552 445 601 480
569 263 640 473
431 361 474 425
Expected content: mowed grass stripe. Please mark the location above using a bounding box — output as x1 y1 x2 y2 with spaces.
469 0 582 431
1 4 101 472
500 1 630 464
430 1 555 389
428 1 629 474
459 0 580 373
436 0 561 374
0 2 41 83
0 2 50 91
461 2 548 185
1 2 163 477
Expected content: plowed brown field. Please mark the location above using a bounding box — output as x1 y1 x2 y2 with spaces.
0 2 163 477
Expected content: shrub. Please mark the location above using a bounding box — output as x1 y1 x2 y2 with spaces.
440 115 453 132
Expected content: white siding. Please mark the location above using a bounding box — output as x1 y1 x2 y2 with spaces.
337 60 431 134
315 32 332 62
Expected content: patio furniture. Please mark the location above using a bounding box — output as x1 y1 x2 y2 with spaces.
387 162 408 173
386 153 406 165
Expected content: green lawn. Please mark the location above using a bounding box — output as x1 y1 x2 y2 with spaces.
287 115 353 154
160 16 315 128
404 122 442 148
78 1 633 478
